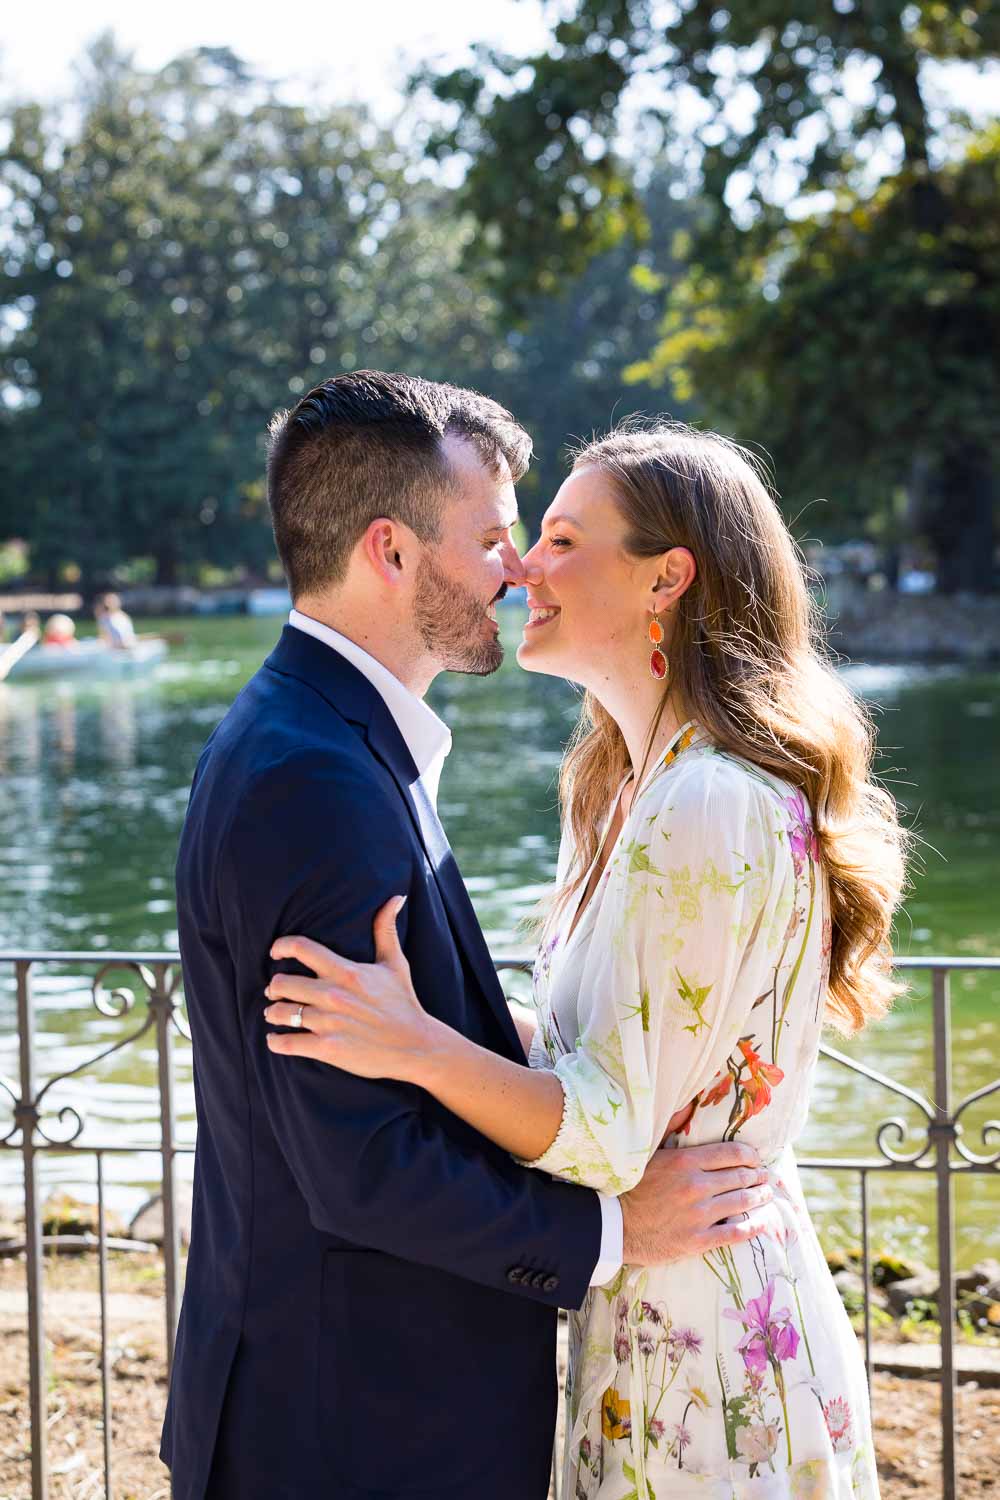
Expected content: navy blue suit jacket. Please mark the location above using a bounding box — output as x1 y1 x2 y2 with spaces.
160 626 602 1500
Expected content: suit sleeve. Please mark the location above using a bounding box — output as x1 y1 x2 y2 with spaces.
221 748 602 1310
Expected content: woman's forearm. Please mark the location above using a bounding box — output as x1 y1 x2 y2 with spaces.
413 1017 565 1161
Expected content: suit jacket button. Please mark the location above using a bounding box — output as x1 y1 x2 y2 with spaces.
507 1266 525 1284
530 1271 547 1289
543 1275 559 1292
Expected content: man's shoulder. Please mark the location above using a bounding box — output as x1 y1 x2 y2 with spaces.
191 672 399 841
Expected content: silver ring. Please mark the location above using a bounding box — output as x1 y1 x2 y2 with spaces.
290 1005 304 1029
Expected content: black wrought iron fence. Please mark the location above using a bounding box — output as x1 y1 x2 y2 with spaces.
1 950 998 1500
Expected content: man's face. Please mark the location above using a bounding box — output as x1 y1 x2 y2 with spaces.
412 433 523 676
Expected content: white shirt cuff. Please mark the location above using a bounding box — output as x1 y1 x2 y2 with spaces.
589 1192 623 1286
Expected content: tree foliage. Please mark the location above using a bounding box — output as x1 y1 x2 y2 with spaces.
417 1 1000 587
0 37 687 584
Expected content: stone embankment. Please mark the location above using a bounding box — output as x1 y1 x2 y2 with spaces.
823 587 1000 662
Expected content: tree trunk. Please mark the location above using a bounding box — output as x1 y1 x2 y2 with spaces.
155 543 179 588
924 446 996 594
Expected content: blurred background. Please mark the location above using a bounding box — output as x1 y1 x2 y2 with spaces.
1 0 999 1246
0 7 999 1493
2 0 1000 1188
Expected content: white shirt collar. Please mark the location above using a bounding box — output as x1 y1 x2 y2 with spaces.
288 609 452 806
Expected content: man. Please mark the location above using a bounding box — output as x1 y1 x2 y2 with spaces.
161 371 771 1500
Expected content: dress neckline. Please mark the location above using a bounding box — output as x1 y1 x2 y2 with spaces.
562 719 703 951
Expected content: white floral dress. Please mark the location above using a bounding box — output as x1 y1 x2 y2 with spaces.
521 723 879 1499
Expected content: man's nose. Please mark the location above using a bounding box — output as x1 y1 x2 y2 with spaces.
501 537 528 586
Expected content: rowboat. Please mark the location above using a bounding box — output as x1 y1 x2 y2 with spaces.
0 637 168 683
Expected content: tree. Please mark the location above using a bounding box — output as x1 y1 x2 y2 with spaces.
0 40 509 584
0 37 702 577
415 2 1000 588
484 165 698 519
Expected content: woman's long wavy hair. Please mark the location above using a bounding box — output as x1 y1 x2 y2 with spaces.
556 420 908 1034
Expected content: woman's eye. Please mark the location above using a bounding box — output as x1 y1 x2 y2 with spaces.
549 536 571 549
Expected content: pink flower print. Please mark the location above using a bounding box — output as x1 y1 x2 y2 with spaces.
647 1417 666 1446
637 1300 667 1355
613 1296 630 1363
672 1422 692 1452
736 1421 780 1465
724 1278 800 1373
771 1220 799 1251
668 1326 703 1358
784 790 819 877
824 1396 853 1452
535 931 561 989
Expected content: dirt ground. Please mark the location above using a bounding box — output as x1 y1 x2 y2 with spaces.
0 1254 996 1500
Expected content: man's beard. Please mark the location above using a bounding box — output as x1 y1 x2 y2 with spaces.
413 551 505 676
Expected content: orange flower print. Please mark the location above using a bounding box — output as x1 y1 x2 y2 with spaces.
737 1039 785 1119
700 1071 733 1109
601 1386 632 1441
692 1036 786 1140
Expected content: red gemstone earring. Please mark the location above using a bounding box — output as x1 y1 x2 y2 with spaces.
648 613 668 682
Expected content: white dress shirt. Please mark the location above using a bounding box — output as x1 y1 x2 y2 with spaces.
288 610 624 1287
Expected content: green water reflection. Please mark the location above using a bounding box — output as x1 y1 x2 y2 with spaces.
0 614 997 1266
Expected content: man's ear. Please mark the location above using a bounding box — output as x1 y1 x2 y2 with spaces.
361 518 409 586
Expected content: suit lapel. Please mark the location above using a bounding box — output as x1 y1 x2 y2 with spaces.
365 707 524 1059
265 628 524 1058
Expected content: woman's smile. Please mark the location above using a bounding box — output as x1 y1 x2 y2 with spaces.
524 601 561 631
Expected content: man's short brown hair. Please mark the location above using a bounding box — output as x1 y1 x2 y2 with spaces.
266 370 532 598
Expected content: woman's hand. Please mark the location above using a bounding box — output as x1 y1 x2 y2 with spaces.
264 896 444 1084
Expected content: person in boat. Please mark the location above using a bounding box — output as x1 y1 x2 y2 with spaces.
42 613 79 648
94 593 137 649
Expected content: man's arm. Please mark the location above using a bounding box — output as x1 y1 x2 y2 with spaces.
222 750 603 1309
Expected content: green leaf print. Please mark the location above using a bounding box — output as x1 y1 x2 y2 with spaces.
622 1459 655 1498
621 985 651 1031
676 970 712 1036
623 840 664 877
722 1394 751 1460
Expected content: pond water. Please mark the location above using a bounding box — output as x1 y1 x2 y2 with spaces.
0 611 997 1267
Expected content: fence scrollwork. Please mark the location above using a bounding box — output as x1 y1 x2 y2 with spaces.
0 948 997 1500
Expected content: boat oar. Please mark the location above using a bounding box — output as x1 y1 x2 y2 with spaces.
0 627 40 683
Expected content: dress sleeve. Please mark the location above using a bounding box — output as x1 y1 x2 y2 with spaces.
518 755 798 1194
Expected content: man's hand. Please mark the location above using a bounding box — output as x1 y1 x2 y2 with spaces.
620 1142 772 1265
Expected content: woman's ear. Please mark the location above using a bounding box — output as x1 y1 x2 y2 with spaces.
651 546 697 612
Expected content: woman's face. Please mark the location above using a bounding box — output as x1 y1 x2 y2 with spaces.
517 466 650 689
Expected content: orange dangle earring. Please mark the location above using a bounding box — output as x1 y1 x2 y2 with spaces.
648 612 668 682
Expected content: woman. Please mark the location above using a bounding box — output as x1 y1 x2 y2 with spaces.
265 421 906 1498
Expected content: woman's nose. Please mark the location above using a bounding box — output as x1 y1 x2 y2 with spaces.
520 542 544 587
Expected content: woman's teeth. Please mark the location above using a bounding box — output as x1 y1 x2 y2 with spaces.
528 607 559 626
